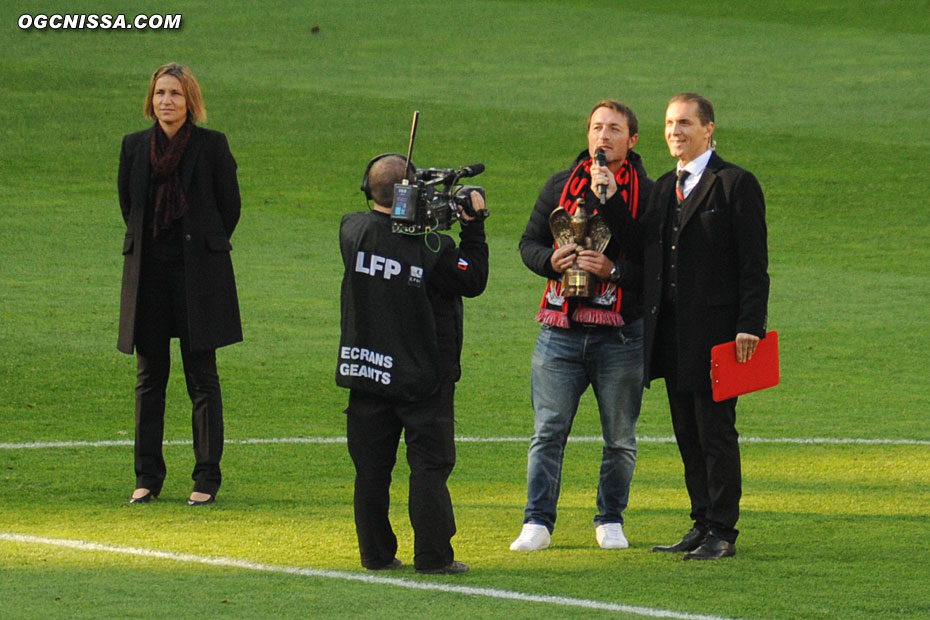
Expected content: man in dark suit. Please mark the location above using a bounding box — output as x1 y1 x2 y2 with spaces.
642 93 769 560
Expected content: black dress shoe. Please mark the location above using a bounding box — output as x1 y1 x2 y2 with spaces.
683 536 736 560
651 527 707 552
128 489 157 504
187 493 215 506
415 561 469 575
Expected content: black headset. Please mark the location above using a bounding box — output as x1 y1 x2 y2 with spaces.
360 153 414 201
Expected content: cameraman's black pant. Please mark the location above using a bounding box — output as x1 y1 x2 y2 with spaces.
346 384 457 571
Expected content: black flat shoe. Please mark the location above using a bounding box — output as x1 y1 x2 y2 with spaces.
187 493 215 506
128 489 157 504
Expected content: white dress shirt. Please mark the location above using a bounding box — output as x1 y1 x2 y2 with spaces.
677 149 714 200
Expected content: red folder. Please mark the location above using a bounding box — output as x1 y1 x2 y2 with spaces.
710 331 779 402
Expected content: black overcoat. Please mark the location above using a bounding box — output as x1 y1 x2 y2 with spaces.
642 152 769 392
117 125 242 354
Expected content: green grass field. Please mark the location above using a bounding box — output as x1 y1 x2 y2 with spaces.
2 1 929 618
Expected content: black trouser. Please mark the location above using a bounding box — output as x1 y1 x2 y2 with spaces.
134 258 224 496
345 384 457 571
664 378 741 543
657 304 741 543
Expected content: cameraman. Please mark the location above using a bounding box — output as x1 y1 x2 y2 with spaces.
337 154 488 575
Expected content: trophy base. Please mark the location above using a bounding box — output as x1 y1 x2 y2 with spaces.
561 268 594 298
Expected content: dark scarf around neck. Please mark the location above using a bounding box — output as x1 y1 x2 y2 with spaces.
149 119 193 238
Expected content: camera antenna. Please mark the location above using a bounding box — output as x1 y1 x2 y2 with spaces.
401 110 419 186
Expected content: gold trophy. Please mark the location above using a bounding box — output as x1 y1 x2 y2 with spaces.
549 196 612 298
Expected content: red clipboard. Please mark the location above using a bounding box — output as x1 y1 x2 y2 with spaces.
710 331 779 402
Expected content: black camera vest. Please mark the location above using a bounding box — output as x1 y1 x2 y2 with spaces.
337 211 450 401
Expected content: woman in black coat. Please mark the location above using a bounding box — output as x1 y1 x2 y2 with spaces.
118 62 241 506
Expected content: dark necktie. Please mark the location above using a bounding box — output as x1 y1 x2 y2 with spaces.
676 169 690 204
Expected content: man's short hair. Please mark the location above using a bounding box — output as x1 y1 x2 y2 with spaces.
668 93 715 126
368 155 414 207
587 99 639 136
143 62 207 124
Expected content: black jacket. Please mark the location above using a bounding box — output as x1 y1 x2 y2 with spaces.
519 149 653 323
337 212 488 400
642 152 769 391
117 125 242 354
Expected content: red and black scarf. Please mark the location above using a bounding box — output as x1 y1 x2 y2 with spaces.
149 119 193 238
535 156 641 328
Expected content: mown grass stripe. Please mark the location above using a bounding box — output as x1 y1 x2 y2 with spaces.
1 436 928 450
0 533 748 620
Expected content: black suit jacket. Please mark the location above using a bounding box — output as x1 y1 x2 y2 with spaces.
117 125 242 354
642 152 769 391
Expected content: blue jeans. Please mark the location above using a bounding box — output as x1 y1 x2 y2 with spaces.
523 319 644 532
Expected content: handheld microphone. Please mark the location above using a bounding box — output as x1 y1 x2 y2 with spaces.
594 149 607 205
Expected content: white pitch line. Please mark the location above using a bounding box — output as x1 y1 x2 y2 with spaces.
1 435 929 450
0 533 747 620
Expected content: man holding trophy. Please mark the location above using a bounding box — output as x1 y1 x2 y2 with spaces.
512 100 653 551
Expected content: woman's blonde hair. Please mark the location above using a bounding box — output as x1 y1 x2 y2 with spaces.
143 62 206 124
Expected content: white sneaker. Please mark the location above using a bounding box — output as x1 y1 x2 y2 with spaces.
509 523 551 551
595 523 629 549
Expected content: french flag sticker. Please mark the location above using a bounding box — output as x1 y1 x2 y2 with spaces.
457 258 469 271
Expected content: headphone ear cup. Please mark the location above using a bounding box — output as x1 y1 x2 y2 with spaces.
360 156 379 200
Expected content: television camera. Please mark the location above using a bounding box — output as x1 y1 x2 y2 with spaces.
390 111 488 234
